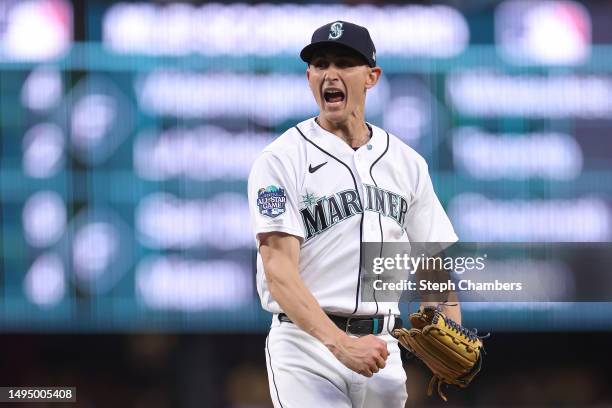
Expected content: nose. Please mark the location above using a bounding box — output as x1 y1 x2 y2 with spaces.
323 65 340 82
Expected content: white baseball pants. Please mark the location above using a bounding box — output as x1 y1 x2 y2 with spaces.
265 315 408 408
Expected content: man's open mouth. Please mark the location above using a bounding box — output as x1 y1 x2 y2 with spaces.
323 89 345 103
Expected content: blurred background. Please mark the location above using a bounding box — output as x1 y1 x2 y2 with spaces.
1 0 612 406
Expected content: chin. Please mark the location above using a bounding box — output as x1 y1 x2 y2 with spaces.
321 110 348 124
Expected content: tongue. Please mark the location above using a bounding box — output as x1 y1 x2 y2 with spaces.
328 95 343 103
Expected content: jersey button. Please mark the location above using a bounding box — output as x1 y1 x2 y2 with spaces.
367 144 373 150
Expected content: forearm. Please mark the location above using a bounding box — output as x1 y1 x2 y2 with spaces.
442 292 461 324
260 242 345 347
421 294 461 325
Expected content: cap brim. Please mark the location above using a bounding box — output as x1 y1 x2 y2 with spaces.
300 41 373 67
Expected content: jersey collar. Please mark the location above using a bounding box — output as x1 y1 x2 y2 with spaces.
307 117 386 162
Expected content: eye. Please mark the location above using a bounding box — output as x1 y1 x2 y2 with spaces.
312 59 328 69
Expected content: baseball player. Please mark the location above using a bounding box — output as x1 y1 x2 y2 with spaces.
248 21 460 407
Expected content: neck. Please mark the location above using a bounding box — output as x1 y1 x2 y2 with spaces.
316 116 370 148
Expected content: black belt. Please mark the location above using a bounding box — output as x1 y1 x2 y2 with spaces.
278 313 402 336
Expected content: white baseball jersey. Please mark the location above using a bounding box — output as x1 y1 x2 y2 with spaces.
248 117 458 316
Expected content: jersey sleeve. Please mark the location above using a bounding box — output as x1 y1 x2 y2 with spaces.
248 152 304 244
404 159 458 243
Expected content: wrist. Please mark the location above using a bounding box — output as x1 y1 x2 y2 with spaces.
322 329 347 353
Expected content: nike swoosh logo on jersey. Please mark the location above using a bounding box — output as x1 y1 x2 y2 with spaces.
308 162 328 173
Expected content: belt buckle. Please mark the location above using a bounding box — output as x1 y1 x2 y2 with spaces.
345 317 369 337
345 317 358 336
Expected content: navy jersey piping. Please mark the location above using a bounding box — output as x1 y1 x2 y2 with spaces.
294 125 364 315
368 130 390 315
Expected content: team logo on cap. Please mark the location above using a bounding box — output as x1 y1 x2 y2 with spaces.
328 22 344 40
257 185 287 218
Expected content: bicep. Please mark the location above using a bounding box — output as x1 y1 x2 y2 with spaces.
258 232 300 274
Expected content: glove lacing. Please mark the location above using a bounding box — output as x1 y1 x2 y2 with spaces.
440 315 478 341
433 308 490 344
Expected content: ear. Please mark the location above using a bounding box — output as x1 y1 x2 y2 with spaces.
365 67 382 90
306 66 311 80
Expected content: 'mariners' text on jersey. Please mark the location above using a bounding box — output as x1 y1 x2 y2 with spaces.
300 184 408 240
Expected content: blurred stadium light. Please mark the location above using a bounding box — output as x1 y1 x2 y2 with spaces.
452 128 583 180
103 3 469 58
0 0 72 61
496 0 591 65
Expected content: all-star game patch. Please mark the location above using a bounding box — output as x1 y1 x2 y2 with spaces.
257 185 287 218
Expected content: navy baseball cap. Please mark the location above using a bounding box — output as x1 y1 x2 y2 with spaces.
300 21 377 67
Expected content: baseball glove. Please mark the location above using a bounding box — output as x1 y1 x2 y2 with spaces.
392 306 485 402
